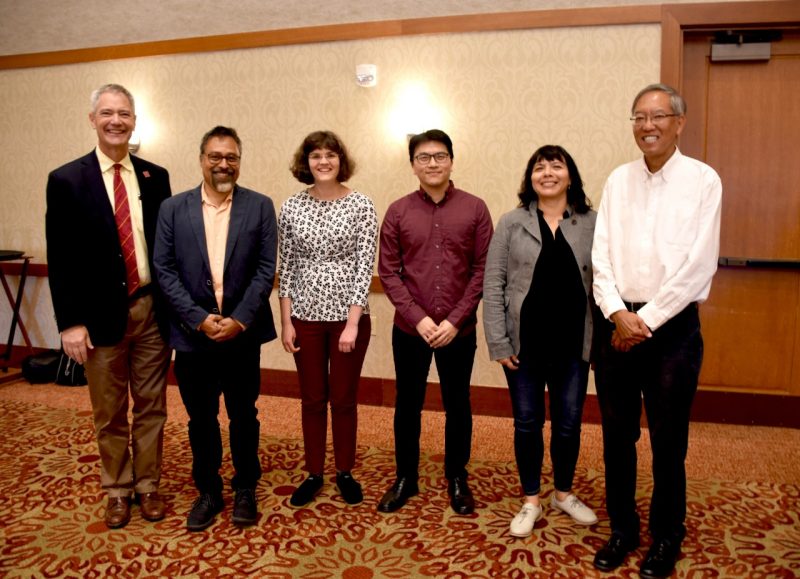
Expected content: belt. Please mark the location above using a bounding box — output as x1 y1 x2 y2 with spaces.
622 300 647 313
128 284 153 302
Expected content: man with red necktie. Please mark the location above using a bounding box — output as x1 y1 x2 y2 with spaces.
46 84 172 529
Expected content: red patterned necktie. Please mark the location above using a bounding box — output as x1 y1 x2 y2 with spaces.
113 163 140 296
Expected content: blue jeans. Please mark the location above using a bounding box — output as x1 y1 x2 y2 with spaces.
594 304 702 542
503 356 589 496
391 326 476 481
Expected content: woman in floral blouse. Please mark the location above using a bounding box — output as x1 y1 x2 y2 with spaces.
278 130 378 507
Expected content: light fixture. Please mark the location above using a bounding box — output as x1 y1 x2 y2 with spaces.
356 64 377 88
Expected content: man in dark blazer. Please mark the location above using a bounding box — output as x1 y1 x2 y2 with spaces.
45 84 172 529
153 126 277 531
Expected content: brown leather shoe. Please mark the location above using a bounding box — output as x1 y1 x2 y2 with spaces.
137 491 166 522
104 496 131 529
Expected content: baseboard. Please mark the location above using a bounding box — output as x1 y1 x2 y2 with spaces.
4 345 797 428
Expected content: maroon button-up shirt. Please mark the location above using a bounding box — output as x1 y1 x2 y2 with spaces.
378 181 494 336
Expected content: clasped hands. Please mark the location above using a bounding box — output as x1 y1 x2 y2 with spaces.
200 314 243 342
610 309 652 352
416 316 458 349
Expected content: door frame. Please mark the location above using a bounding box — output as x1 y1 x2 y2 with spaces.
655 0 800 425
660 0 800 90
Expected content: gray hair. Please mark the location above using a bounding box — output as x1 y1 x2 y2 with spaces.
631 83 686 116
90 83 135 114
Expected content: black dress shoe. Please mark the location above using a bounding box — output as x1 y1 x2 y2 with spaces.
640 538 680 578
336 472 363 505
232 488 257 526
187 493 224 531
377 477 419 513
448 476 475 515
290 474 324 507
593 533 640 571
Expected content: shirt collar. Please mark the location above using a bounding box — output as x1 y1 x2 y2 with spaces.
416 180 456 205
201 182 234 208
638 147 683 183
95 147 133 174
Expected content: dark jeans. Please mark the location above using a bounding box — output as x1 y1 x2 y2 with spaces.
392 325 476 481
174 340 262 495
503 356 589 496
292 315 371 475
594 304 703 543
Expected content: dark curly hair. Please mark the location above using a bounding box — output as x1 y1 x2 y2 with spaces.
290 130 355 185
517 145 591 213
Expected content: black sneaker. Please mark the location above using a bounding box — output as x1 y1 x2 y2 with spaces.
289 474 323 507
232 488 257 526
187 493 224 531
336 472 363 505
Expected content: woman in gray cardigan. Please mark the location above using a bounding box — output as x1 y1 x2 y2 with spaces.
483 145 597 538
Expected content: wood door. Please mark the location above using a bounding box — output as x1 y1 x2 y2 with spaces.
681 31 800 395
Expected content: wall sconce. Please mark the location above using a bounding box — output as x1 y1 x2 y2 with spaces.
356 64 377 88
128 131 141 153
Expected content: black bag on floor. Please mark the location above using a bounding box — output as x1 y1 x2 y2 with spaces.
55 352 88 386
21 349 60 384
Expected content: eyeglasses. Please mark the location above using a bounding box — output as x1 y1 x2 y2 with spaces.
414 152 450 164
205 153 241 166
630 113 679 126
309 152 339 162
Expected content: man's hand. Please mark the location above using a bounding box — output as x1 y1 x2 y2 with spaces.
199 314 223 339
61 325 93 364
210 318 244 342
610 310 651 351
429 319 458 349
415 316 439 345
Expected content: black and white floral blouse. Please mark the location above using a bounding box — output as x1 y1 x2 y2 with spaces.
278 189 378 321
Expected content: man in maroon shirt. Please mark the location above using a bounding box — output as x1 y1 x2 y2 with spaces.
377 129 494 514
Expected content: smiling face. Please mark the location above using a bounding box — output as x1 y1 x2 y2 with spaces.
411 140 453 193
308 148 341 185
89 91 136 161
531 156 570 203
632 90 686 172
201 136 240 195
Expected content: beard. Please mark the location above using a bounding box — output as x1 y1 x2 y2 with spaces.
211 170 235 193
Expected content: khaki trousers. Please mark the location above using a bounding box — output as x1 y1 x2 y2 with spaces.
84 294 170 498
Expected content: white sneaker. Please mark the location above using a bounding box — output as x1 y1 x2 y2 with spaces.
550 493 598 525
509 502 543 538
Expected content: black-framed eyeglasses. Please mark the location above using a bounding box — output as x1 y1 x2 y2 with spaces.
414 152 450 164
630 113 679 126
205 153 241 166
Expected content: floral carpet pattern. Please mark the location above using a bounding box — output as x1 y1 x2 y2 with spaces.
1 398 798 578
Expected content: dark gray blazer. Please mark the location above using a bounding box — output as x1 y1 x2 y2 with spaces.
153 184 277 351
482 201 596 362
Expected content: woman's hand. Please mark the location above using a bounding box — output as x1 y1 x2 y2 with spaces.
338 324 358 353
498 355 520 370
281 321 300 353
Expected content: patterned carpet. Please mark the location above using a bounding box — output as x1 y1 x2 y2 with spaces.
1 397 798 578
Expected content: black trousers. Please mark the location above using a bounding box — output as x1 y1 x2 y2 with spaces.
391 326 476 481
594 304 703 542
174 340 262 495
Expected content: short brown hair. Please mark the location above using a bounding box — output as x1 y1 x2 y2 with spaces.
290 130 355 185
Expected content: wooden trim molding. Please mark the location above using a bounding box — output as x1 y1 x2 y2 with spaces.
660 1 800 91
0 5 660 70
4 347 798 427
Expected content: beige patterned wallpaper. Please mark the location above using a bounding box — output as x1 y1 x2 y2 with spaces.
0 24 659 387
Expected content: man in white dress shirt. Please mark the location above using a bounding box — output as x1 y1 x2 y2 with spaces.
591 83 722 578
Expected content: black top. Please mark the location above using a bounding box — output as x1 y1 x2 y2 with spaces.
518 209 586 362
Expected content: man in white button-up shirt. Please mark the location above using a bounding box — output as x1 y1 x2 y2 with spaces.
591 84 722 578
